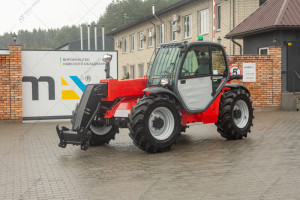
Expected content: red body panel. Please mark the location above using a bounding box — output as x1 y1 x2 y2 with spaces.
100 78 147 101
104 97 139 119
101 78 231 126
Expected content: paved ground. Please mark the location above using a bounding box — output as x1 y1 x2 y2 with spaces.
0 111 300 200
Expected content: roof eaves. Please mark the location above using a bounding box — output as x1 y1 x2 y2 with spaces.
225 25 300 39
108 0 198 35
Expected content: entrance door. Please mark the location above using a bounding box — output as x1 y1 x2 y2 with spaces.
287 41 300 92
177 45 227 111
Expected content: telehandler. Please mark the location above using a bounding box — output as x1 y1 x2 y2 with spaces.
56 40 253 153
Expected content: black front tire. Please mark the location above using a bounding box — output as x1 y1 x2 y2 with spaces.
128 94 181 153
216 88 254 140
89 125 119 146
71 104 119 146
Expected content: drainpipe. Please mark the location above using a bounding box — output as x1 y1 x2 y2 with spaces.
152 4 164 24
146 17 156 55
213 0 216 42
94 25 97 51
231 36 242 55
80 24 83 50
233 0 235 54
88 25 91 50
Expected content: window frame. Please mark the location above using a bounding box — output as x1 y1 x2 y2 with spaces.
139 32 144 50
138 63 144 78
184 15 192 39
259 47 269 55
130 65 135 79
123 37 127 53
170 21 177 42
217 5 221 31
198 9 209 35
130 34 135 52
158 24 165 45
148 28 153 48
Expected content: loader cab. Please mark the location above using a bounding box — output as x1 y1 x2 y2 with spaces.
147 41 229 113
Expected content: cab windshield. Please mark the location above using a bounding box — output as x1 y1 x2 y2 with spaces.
148 44 181 85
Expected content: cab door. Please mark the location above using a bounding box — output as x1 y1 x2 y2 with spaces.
177 45 227 111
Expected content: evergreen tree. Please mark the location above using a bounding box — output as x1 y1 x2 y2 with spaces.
0 0 181 49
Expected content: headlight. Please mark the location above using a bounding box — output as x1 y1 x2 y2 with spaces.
160 78 169 86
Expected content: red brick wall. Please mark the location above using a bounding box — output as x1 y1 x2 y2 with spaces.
231 46 282 108
0 45 22 119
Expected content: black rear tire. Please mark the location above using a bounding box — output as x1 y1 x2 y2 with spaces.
216 88 253 140
128 94 181 153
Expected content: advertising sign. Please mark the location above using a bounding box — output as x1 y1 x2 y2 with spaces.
22 50 118 119
243 63 256 82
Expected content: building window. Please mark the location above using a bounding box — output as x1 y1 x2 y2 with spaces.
148 28 153 47
123 37 127 53
138 64 144 78
184 15 192 39
170 21 177 42
158 24 165 44
259 0 268 6
198 9 209 35
217 5 221 30
130 34 135 51
259 47 269 55
123 66 129 79
147 63 151 76
139 32 144 50
130 65 135 79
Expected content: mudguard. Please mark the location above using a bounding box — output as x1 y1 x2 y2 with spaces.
225 83 250 95
143 87 180 101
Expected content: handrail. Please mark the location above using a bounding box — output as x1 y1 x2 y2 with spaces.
293 71 300 94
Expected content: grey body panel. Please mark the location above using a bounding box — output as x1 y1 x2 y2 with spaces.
177 76 213 110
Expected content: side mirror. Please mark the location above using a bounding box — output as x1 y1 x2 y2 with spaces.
103 54 112 63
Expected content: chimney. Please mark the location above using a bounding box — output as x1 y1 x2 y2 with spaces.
80 24 83 50
94 25 97 51
88 25 91 51
102 26 105 51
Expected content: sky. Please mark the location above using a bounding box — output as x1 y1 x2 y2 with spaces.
0 0 114 35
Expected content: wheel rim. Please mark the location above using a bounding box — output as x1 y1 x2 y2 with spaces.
148 107 175 140
233 100 249 128
90 124 112 136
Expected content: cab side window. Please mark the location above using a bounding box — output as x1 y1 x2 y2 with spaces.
212 46 226 76
181 45 210 77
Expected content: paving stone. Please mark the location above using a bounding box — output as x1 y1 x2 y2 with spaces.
0 111 299 199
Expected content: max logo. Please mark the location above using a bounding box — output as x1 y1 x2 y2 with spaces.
22 76 87 101
61 76 86 100
22 76 55 100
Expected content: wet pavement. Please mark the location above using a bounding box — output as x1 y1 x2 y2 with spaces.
0 111 300 200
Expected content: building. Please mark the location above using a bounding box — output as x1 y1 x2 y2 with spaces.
109 0 266 79
226 0 300 109
55 35 114 51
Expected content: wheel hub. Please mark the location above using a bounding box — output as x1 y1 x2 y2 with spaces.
233 100 250 129
233 109 242 119
152 117 164 130
148 107 175 141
